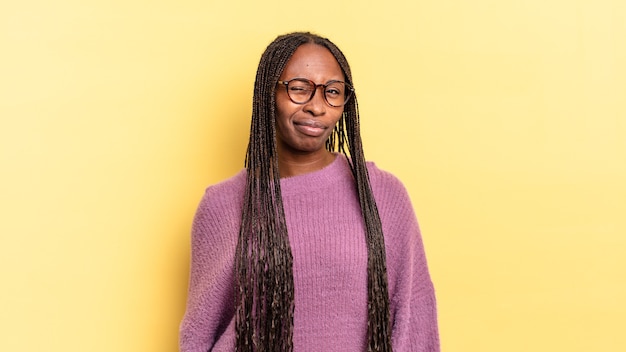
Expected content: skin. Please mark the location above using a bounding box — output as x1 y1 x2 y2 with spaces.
275 43 345 178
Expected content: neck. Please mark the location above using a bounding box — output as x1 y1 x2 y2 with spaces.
278 150 336 178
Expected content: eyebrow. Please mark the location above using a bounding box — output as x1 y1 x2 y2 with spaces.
281 77 346 84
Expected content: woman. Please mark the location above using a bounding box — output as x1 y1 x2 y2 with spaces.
180 32 439 352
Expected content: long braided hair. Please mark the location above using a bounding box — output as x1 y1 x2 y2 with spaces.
235 32 392 352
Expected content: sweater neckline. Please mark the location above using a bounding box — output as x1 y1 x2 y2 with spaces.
279 153 353 196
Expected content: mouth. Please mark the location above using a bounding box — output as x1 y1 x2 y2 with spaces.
293 120 327 137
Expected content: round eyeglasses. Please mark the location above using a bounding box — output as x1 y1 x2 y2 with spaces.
277 78 354 107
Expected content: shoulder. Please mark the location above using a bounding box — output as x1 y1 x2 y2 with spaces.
365 161 410 202
365 161 418 232
197 170 247 213
192 170 246 241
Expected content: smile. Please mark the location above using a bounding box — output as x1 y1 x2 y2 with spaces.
293 120 327 137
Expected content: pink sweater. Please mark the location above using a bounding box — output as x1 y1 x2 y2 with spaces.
180 155 439 351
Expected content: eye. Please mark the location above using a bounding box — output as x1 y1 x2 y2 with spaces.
289 86 311 98
325 86 343 97
288 80 313 95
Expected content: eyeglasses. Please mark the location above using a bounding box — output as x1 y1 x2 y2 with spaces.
277 78 354 107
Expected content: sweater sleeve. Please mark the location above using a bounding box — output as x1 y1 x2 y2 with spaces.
179 183 241 352
369 166 440 352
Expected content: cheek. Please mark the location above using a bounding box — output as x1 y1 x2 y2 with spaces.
330 110 344 125
275 95 296 123
275 106 292 131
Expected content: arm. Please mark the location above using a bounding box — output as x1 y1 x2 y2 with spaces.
179 186 240 352
389 199 439 351
371 168 440 351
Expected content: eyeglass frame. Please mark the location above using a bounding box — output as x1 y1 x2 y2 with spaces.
276 78 354 107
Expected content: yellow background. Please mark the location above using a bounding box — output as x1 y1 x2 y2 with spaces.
1 0 624 351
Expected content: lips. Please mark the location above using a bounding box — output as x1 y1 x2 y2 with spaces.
293 120 327 137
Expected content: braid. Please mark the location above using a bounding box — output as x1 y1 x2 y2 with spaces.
236 32 392 352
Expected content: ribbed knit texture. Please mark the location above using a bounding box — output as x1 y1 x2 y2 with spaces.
180 155 439 352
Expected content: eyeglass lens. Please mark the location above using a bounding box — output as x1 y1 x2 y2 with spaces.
286 79 351 107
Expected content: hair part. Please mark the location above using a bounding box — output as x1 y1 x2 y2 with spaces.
236 31 392 352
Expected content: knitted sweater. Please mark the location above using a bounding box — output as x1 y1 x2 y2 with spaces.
180 155 439 352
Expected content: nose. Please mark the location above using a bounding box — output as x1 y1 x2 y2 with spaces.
303 86 327 116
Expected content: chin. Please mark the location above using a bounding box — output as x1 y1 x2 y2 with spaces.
288 141 328 154
302 139 331 152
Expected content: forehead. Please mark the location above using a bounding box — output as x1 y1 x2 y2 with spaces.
279 43 344 81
